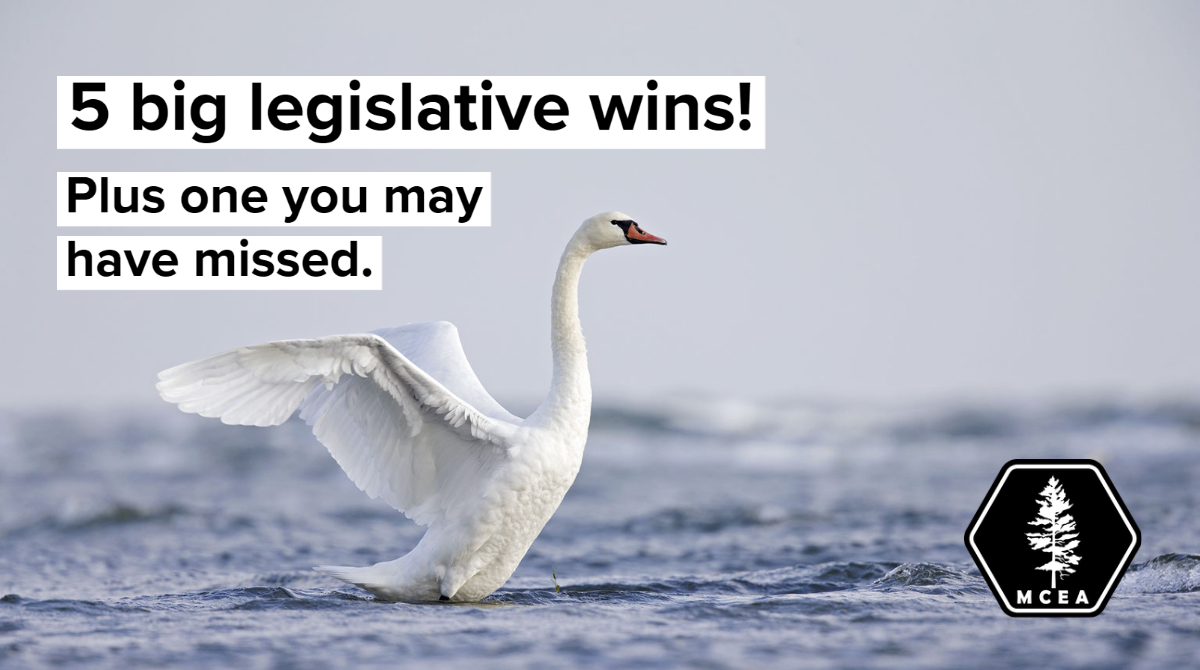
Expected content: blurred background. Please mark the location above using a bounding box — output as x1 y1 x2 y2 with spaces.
4 1 1200 409
2 2 1198 669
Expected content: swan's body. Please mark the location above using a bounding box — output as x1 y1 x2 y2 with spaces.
157 212 666 602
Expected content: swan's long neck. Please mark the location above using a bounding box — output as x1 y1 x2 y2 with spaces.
531 238 592 430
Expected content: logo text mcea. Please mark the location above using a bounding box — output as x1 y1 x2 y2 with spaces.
965 460 1139 617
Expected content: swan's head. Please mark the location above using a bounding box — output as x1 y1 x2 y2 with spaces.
574 211 667 252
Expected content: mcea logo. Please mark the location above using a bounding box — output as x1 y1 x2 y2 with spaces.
965 460 1140 617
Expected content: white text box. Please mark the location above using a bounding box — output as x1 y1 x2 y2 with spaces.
57 236 382 290
57 172 489 226
57 76 766 149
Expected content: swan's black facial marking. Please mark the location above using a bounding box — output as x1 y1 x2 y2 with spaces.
611 219 635 236
611 219 667 245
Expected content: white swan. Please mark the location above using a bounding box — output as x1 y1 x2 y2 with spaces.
156 211 667 602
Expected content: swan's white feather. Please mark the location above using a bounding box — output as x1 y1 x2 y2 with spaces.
370 322 521 426
156 322 518 525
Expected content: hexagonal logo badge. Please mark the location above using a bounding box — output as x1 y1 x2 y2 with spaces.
965 459 1140 617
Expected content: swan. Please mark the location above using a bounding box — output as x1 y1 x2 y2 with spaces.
156 211 667 602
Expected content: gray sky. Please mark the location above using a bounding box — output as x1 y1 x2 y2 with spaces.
3 1 1199 412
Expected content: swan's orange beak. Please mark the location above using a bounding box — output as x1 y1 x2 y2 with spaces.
627 226 667 245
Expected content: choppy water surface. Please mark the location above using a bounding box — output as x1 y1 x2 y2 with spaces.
1 397 1198 669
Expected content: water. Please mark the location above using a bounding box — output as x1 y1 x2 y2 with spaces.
1 397 1198 669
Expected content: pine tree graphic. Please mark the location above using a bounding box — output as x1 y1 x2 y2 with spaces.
1026 476 1081 588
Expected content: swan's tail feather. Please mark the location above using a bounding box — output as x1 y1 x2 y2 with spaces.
314 565 377 588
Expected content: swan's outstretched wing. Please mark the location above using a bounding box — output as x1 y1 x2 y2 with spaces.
156 323 519 525
370 322 521 425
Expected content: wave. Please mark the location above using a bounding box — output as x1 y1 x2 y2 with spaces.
1 501 191 539
2 554 1193 618
870 563 989 595
0 593 148 614
498 561 906 604
0 587 378 615
55 501 188 529
619 504 806 535
504 556 1199 604
1116 553 1200 595
591 396 1200 445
